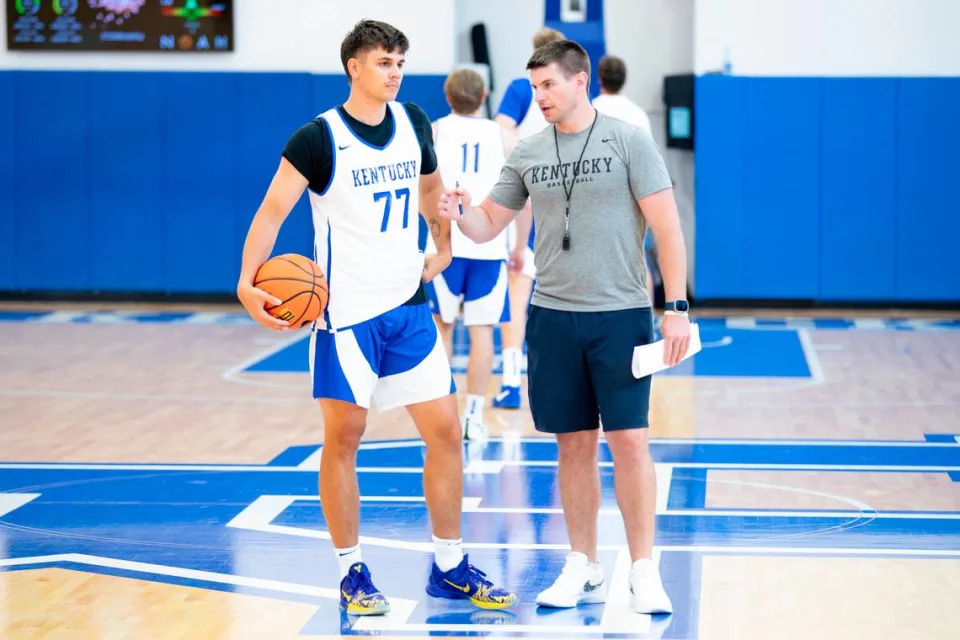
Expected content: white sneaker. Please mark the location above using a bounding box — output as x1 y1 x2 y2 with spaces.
629 559 673 614
536 552 607 608
461 415 488 441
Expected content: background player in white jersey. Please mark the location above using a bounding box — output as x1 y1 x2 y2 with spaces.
425 69 528 441
490 26 565 409
592 55 653 134
235 20 516 617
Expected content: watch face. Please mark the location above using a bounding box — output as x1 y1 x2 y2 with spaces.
671 300 689 312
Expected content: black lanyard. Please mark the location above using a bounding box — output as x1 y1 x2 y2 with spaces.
553 110 598 251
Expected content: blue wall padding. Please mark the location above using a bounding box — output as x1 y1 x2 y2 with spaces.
0 70 445 294
695 75 959 302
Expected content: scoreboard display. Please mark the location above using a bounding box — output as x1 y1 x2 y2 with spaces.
6 0 233 51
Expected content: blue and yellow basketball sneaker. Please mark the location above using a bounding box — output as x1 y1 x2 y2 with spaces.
340 562 390 616
426 555 518 610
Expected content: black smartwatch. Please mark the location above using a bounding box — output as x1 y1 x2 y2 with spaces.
664 300 690 314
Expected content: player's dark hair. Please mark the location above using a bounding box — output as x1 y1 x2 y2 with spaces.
598 55 626 93
340 20 410 81
527 40 591 87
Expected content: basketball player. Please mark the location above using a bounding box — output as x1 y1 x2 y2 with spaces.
490 26 565 409
236 20 516 616
592 55 653 134
424 68 531 441
437 40 690 614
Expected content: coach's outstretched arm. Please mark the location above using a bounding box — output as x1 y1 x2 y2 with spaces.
236 157 308 331
437 187 523 245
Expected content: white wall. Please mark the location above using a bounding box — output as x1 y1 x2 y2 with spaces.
695 0 960 76
453 0 545 112
606 0 696 290
0 0 454 73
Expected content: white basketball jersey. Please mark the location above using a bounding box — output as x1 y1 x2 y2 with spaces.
431 114 508 260
506 89 547 260
516 90 548 139
311 102 424 331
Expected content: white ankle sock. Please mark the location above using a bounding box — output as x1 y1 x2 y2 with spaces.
335 545 362 580
466 394 485 419
501 348 522 387
432 535 464 572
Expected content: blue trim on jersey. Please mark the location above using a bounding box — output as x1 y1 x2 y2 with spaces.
497 78 533 124
333 105 397 151
323 219 332 329
317 117 336 196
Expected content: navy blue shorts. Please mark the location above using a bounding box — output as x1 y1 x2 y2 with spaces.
526 305 654 433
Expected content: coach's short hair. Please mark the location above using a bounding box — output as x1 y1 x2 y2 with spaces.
527 40 591 86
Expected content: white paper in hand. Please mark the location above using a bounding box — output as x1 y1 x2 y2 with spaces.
631 322 701 378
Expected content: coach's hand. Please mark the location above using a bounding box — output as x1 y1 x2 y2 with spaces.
237 282 290 331
660 313 691 366
438 187 472 220
422 250 452 283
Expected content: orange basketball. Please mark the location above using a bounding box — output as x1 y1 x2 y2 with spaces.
254 254 328 328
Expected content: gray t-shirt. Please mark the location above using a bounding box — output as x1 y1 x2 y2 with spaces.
488 112 671 311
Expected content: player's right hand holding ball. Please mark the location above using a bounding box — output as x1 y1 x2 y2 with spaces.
237 281 290 331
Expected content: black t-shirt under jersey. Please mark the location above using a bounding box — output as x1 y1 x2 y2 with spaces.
282 102 437 307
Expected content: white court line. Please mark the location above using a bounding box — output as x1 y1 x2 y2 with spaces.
385 623 632 635
180 312 237 324
701 336 734 348
221 331 311 390
0 463 439 473
32 311 88 324
297 439 425 470
2 461 957 474
0 552 416 625
796 328 825 382
853 318 887 330
664 509 960 520
648 438 960 447
656 464 673 514
0 388 308 404
0 493 40 517
725 317 757 329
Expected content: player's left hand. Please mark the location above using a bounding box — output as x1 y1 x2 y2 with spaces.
660 313 691 366
422 251 452 283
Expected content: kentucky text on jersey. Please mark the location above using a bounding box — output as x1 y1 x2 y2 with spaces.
529 156 614 185
351 160 419 187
